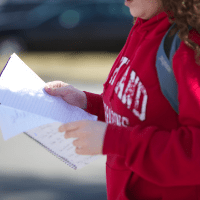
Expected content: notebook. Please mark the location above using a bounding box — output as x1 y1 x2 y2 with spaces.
0 53 100 170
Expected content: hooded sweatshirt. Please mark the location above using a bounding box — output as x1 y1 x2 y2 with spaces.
84 11 200 200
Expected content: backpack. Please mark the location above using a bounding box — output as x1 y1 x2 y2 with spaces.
156 23 192 114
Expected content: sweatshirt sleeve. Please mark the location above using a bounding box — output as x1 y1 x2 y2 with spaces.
83 91 105 122
103 43 200 187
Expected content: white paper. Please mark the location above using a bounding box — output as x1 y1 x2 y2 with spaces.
0 53 97 125
25 122 100 170
0 104 57 140
0 53 100 169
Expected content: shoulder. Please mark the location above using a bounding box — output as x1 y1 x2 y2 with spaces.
189 28 200 46
174 28 200 60
172 29 200 82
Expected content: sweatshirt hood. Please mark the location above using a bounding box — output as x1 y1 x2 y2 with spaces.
133 11 171 39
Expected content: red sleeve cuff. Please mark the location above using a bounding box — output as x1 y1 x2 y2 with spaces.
83 91 105 122
102 124 132 156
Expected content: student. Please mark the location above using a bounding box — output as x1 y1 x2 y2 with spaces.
45 0 200 199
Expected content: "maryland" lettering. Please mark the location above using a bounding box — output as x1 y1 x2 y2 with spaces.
114 57 148 121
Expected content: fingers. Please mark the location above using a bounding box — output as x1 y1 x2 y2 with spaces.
58 120 103 156
59 122 87 154
73 139 91 155
44 81 69 96
75 148 92 155
46 87 67 96
73 139 84 148
59 121 80 139
45 81 67 90
59 122 79 132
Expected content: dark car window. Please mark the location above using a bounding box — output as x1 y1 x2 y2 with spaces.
0 0 133 52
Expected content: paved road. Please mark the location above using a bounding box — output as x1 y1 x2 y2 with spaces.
0 52 119 200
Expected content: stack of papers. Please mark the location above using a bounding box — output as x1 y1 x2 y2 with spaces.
0 53 100 169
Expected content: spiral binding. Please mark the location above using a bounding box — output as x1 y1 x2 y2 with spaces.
23 132 77 170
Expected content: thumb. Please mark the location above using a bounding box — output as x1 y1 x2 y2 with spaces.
45 86 68 96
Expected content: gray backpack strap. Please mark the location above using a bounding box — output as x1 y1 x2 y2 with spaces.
156 24 193 113
156 24 180 113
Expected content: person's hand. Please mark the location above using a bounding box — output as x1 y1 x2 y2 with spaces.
44 81 87 109
59 120 108 155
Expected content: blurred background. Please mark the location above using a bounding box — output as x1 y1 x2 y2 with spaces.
0 0 133 199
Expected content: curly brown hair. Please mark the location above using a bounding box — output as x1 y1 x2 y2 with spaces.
133 0 200 65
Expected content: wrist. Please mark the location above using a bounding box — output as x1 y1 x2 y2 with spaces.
81 91 87 110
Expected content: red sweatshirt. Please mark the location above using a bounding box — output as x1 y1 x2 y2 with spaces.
84 11 200 200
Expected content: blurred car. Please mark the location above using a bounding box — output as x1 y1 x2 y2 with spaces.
0 0 133 55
